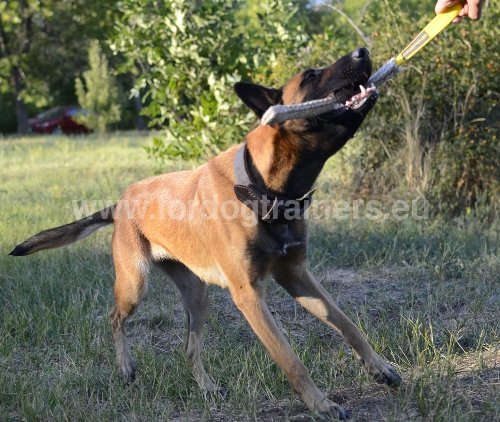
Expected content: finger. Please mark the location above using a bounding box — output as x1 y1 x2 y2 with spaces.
459 4 468 17
452 16 463 23
468 0 481 19
435 0 459 14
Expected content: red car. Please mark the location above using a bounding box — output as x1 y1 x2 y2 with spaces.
29 106 90 134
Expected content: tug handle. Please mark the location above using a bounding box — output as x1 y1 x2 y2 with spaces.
395 3 462 65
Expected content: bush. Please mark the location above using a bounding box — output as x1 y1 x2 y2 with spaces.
75 40 122 133
361 1 499 216
111 0 310 161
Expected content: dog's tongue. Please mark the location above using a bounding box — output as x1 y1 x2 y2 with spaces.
345 85 377 109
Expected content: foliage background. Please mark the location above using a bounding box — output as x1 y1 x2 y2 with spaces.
0 0 498 217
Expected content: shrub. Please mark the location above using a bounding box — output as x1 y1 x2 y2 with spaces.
362 1 499 216
111 0 310 161
75 40 121 133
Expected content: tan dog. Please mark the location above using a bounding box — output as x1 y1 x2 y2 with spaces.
11 48 401 420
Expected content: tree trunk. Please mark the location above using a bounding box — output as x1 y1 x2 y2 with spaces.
133 92 147 131
12 65 30 135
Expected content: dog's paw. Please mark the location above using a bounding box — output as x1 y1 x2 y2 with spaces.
204 384 228 400
359 353 401 387
316 399 352 420
120 358 137 384
215 385 228 398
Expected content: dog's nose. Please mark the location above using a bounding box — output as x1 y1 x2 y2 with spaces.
352 48 369 60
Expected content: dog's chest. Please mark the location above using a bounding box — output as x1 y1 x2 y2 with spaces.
250 221 308 263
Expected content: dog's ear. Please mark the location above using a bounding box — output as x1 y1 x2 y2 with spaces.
234 82 282 118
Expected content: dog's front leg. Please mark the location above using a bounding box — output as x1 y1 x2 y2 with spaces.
273 262 401 387
229 278 352 420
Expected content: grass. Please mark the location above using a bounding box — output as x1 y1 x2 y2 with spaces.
1 132 498 421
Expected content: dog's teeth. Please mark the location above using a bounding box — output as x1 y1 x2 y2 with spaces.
359 85 366 95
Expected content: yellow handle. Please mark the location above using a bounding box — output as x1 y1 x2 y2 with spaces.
395 3 462 65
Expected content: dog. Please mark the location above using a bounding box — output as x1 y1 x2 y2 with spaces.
11 47 401 420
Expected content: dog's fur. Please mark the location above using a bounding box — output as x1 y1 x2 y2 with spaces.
11 48 401 420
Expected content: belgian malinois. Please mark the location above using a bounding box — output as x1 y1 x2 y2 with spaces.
11 47 401 420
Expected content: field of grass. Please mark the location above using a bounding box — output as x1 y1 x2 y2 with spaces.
1 133 498 421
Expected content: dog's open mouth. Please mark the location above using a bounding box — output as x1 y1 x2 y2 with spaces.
344 84 378 109
317 82 377 120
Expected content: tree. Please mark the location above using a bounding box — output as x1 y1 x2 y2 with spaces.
75 40 121 133
0 0 44 134
0 0 118 134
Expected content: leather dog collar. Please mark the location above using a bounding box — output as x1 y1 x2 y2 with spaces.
233 145 316 223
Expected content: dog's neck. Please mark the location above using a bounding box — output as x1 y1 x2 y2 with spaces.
245 124 328 198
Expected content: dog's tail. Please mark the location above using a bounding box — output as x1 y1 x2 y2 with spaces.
9 205 116 256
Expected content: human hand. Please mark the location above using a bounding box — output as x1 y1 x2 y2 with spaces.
435 0 483 23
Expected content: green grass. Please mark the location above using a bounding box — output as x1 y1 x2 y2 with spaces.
1 133 498 421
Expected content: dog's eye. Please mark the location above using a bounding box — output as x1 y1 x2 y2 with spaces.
303 69 318 82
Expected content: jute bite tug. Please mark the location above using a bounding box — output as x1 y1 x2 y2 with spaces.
11 48 401 420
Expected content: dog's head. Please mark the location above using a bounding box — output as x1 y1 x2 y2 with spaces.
235 48 376 154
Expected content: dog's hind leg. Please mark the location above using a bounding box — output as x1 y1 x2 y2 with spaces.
156 261 221 394
109 222 150 383
273 262 402 387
